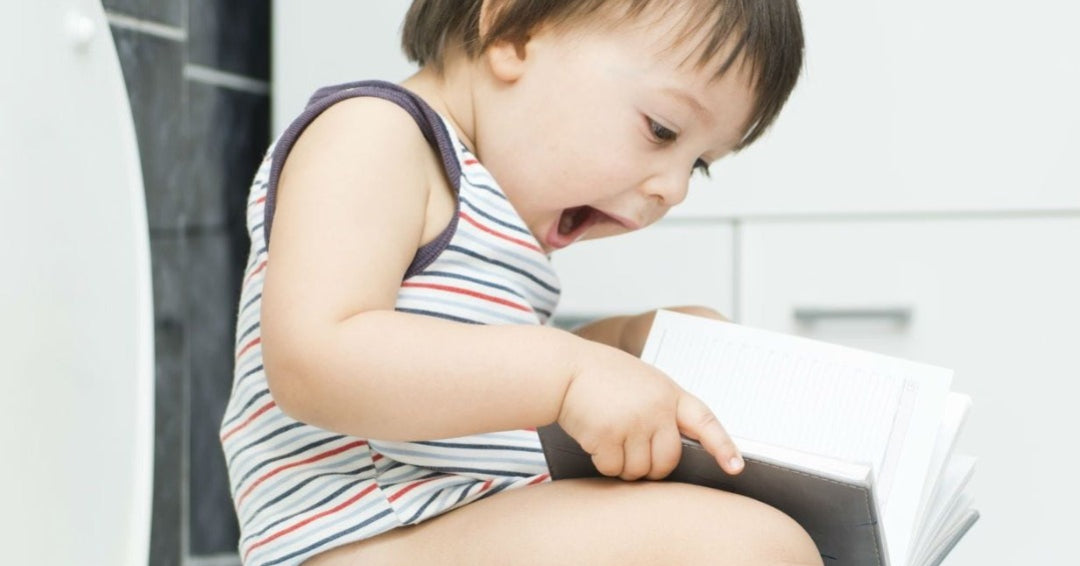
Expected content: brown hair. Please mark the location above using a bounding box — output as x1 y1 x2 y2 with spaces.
401 0 804 149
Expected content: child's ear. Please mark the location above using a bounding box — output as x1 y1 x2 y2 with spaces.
484 40 528 83
478 0 528 83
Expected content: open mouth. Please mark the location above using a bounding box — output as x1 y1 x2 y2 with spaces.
545 206 604 250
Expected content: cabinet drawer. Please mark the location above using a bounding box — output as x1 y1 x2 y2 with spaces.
738 217 1080 565
671 0 1080 218
551 222 734 324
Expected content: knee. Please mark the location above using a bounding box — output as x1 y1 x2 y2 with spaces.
750 504 823 566
648 483 823 566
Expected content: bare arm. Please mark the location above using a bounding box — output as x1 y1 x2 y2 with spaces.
262 99 742 477
261 98 583 440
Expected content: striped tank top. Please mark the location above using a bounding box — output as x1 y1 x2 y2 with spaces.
221 81 561 565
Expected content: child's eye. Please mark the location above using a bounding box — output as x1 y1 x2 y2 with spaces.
648 118 678 143
693 158 711 178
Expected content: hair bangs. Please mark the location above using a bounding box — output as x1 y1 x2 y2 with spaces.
643 1 803 149
402 0 803 149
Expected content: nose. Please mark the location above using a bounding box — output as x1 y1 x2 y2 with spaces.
640 165 691 208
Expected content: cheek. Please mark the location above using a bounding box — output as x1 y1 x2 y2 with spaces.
493 93 643 207
560 109 643 187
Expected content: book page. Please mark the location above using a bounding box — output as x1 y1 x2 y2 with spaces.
910 393 972 554
910 454 977 565
642 311 954 566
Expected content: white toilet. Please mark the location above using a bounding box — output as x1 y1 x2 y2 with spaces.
0 1 154 564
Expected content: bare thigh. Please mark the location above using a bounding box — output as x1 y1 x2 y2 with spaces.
304 479 823 566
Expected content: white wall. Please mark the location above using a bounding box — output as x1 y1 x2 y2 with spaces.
272 0 415 135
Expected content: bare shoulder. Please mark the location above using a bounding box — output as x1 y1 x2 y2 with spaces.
303 96 430 151
285 95 437 191
276 95 452 248
263 94 451 340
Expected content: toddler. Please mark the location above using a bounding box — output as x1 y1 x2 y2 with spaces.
221 1 818 564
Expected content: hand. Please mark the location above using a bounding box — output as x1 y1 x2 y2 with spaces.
557 341 743 481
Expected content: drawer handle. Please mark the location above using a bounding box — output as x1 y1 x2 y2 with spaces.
793 307 913 325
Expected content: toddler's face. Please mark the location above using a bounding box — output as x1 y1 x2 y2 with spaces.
475 9 757 253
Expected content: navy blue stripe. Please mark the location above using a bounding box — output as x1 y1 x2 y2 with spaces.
402 482 457 524
415 440 544 453
420 270 527 301
234 434 347 488
451 481 478 507
237 321 260 343
259 510 395 566
221 387 271 427
227 422 322 470
395 307 482 325
250 221 264 233
246 464 376 525
459 195 532 236
240 292 262 315
446 245 560 295
420 465 534 478
242 477 368 543
478 481 514 501
235 363 265 386
464 178 508 201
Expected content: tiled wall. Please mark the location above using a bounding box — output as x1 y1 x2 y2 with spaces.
103 1 270 564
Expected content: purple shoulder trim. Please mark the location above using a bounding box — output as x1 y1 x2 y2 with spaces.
264 80 462 280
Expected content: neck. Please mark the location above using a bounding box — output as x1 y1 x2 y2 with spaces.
401 53 482 156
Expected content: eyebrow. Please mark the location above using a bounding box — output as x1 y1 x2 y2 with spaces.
660 86 715 126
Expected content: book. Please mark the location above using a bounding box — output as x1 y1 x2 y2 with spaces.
539 310 979 566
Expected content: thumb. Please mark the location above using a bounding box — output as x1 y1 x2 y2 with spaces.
676 393 744 475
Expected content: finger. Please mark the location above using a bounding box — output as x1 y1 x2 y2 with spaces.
676 394 743 475
620 434 652 481
591 444 625 478
647 424 682 480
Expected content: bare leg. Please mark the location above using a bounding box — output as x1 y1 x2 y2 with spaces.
305 478 823 566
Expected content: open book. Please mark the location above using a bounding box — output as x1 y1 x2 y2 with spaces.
539 310 978 566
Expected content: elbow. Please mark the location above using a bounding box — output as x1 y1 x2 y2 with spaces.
260 318 341 429
262 341 321 426
261 328 383 436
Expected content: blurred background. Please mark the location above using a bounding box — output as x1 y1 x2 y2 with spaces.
103 1 269 564
3 0 1077 564
104 2 269 564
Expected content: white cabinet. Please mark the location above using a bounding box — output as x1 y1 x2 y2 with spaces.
738 217 1080 565
673 0 1080 218
551 222 735 323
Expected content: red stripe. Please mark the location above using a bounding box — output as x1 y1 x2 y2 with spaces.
255 196 266 205
388 476 442 503
401 282 531 312
238 440 368 505
469 478 496 499
221 400 276 442
236 337 261 361
372 453 384 462
463 158 479 166
244 483 379 560
527 473 550 486
244 259 268 285
459 211 542 252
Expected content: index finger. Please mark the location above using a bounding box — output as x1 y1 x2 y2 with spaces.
675 393 744 475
